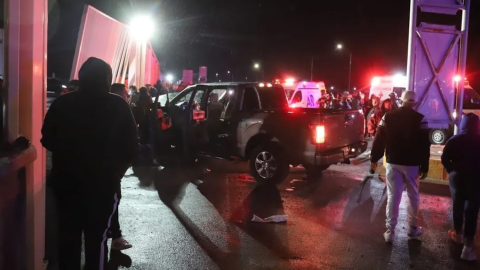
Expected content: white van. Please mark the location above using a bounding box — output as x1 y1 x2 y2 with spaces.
369 75 407 100
283 81 326 108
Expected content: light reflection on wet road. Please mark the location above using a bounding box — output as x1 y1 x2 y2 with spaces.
109 159 480 270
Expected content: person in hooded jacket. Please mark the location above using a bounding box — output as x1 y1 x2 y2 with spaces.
441 113 480 261
41 57 138 270
367 98 392 137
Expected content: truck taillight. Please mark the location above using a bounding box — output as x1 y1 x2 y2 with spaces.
310 125 325 144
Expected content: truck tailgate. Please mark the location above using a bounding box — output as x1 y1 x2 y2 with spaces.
299 109 365 150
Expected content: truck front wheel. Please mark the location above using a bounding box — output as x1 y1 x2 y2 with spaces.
249 143 289 185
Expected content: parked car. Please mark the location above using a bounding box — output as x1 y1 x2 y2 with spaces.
157 82 367 184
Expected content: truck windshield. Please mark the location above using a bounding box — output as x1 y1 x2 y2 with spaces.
257 87 288 109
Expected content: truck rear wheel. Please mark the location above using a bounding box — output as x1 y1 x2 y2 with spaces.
249 143 289 185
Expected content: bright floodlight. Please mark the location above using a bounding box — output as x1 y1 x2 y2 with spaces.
393 74 406 85
330 86 334 90
336 44 343 49
130 16 154 40
166 74 174 82
454 75 461 82
254 63 260 69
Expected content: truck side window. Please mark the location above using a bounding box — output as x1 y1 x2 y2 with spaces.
242 87 260 111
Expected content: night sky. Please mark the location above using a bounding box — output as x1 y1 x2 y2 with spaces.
43 0 480 90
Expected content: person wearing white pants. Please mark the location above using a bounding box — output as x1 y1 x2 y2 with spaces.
370 91 431 243
385 164 420 232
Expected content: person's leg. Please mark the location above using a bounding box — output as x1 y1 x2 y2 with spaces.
403 165 420 227
403 165 423 237
449 176 465 237
461 199 479 261
385 164 405 234
109 203 121 239
84 193 119 270
110 195 133 250
56 192 83 270
464 199 480 246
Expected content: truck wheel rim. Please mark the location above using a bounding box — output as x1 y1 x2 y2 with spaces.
433 131 444 143
255 151 278 179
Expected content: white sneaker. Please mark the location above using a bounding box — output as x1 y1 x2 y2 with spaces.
448 229 464 244
111 236 133 250
384 230 394 243
407 226 423 238
461 246 477 261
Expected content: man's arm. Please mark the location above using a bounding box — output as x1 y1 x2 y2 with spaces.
371 114 387 163
441 138 454 173
116 101 139 165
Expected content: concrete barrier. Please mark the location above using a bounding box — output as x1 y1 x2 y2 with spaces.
381 145 448 185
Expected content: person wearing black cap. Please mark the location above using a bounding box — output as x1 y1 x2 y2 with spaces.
370 90 431 243
41 57 138 269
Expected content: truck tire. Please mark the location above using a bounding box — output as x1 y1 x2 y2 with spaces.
249 143 289 185
430 129 449 145
304 165 330 179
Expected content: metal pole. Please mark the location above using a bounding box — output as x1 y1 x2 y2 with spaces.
406 0 418 92
455 0 471 134
311 56 313 81
348 53 352 92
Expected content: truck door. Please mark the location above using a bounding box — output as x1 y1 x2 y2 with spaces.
188 86 209 154
207 87 240 158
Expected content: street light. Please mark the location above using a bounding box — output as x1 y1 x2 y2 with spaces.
227 71 230 74
336 43 352 92
130 16 155 40
253 63 263 81
330 86 334 90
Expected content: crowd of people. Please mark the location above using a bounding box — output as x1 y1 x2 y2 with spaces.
316 90 401 139
41 58 480 269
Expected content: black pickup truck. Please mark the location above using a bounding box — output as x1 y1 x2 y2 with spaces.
157 82 367 184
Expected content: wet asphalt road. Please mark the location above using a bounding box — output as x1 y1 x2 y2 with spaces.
107 159 480 270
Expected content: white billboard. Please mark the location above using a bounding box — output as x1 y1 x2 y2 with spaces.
199 66 207 83
183 70 193 85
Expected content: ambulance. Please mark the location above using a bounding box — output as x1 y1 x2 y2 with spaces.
369 74 407 101
280 79 327 108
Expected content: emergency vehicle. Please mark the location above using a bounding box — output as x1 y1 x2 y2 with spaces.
279 79 326 108
369 75 407 100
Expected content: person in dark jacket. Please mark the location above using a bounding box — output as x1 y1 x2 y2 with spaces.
108 83 134 251
367 98 392 137
441 113 480 261
370 90 431 243
41 57 138 270
132 87 156 165
129 85 140 106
